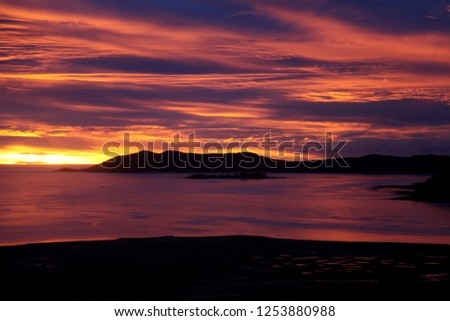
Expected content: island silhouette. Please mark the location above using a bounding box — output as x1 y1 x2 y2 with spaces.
58 150 450 203
59 150 450 174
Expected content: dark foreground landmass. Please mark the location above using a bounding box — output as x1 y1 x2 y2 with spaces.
0 236 448 300
401 172 450 203
378 172 450 203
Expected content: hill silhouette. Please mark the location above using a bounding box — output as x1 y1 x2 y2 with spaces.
61 150 450 174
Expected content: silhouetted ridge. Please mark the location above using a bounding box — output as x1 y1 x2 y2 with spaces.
343 154 450 173
84 151 272 173
74 151 450 174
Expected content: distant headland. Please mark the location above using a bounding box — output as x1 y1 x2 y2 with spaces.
57 151 450 203
58 150 450 175
392 172 450 203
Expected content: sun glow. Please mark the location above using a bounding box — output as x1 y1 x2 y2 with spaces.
0 152 107 165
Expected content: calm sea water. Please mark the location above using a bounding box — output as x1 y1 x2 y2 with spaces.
0 165 449 245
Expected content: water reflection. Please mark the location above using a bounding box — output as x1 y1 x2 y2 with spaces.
0 166 449 245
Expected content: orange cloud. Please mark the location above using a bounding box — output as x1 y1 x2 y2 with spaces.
0 1 449 163
250 3 450 63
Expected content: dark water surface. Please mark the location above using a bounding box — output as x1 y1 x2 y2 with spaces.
0 166 449 245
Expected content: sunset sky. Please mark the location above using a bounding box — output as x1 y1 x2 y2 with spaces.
1 0 449 164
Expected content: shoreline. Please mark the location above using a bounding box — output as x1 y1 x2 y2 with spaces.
0 235 448 300
1 234 449 248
